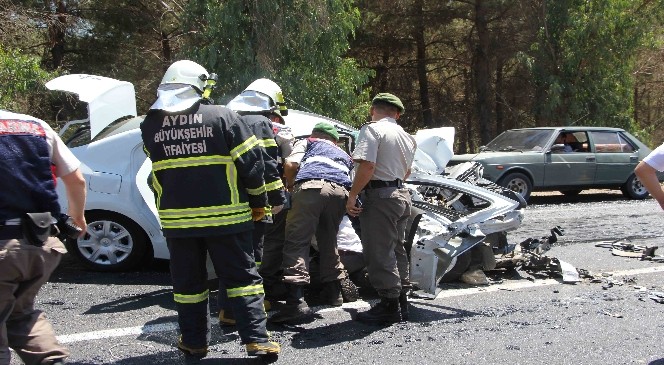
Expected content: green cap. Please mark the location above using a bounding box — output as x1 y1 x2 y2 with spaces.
312 122 339 141
372 92 405 113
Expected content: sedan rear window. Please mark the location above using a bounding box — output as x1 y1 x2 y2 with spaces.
591 131 636 153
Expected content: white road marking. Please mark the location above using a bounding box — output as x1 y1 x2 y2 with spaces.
56 265 664 344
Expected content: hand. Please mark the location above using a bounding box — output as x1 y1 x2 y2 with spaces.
346 195 362 217
71 216 87 238
271 205 284 215
251 207 266 222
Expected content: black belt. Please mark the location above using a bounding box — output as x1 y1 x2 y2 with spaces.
365 179 403 189
0 225 23 240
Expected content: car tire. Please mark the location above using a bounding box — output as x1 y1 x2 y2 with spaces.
621 174 649 200
440 251 471 283
560 189 582 196
498 172 533 201
65 211 149 272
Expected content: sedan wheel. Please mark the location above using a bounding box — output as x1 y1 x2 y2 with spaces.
621 174 649 200
66 211 148 271
498 172 533 201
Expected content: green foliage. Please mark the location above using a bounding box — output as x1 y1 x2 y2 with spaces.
182 0 373 126
0 47 56 114
526 0 659 128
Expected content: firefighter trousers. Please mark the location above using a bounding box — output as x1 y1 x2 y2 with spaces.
259 209 287 297
217 222 265 316
168 230 268 349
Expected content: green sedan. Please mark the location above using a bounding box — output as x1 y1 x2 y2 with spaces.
448 127 655 201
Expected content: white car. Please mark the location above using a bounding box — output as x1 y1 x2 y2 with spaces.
48 74 526 296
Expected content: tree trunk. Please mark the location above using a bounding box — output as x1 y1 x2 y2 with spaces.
414 0 433 127
473 0 492 145
46 0 67 70
495 58 504 135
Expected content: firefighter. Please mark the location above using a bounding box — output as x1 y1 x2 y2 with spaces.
0 109 87 365
140 60 279 362
226 79 294 309
216 83 289 325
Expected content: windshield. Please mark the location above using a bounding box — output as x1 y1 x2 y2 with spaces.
484 129 555 152
64 116 144 148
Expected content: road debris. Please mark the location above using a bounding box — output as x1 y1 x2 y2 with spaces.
595 239 663 261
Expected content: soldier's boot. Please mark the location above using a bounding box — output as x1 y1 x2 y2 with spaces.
399 291 409 321
319 280 343 306
355 297 401 324
246 341 280 363
268 284 313 323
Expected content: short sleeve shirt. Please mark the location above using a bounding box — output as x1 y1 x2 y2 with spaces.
352 117 417 181
643 143 664 172
0 110 80 177
285 138 309 165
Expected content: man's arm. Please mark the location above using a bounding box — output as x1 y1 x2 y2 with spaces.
283 161 299 192
345 160 375 217
60 168 87 236
635 161 664 210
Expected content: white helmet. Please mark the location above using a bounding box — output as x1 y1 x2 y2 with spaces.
226 78 288 116
160 60 209 92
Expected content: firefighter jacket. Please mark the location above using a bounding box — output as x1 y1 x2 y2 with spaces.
140 102 268 238
0 113 61 220
240 115 286 207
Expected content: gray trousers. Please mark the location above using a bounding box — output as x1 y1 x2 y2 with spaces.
0 237 69 365
359 187 411 298
282 180 347 285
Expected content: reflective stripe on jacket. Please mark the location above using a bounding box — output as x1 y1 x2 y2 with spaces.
141 103 267 237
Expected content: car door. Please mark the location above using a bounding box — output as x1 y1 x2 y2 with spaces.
590 131 639 184
543 131 596 187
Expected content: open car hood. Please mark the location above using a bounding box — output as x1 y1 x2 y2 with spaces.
412 127 455 174
46 74 137 139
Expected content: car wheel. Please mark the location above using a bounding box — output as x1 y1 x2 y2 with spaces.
560 189 583 196
498 172 533 201
621 174 649 200
440 251 471 283
65 211 149 272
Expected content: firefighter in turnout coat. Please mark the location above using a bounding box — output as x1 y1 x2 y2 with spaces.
140 60 279 361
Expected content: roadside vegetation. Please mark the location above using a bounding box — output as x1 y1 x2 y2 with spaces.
1 0 664 149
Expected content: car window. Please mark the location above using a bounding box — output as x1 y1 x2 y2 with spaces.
590 131 635 153
485 129 555 151
64 116 144 148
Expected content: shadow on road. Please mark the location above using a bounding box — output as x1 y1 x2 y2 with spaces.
49 255 171 286
281 303 483 350
528 190 633 206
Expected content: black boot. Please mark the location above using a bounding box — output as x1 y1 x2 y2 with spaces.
355 297 401 324
268 284 313 323
399 291 409 321
319 280 343 306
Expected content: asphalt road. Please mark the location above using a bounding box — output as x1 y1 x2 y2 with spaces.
9 190 664 365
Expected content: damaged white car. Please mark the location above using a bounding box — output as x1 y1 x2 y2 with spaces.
48 74 541 297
